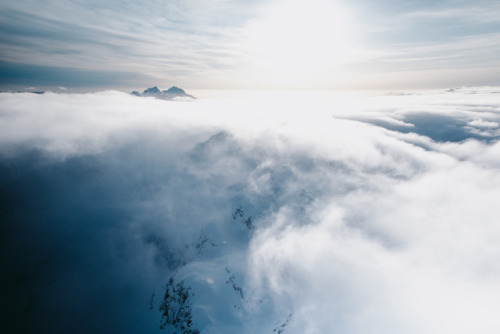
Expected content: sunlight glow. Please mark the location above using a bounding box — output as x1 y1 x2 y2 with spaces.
242 0 361 87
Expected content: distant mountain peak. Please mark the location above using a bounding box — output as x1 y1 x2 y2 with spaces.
131 86 196 100
144 86 161 94
164 86 185 94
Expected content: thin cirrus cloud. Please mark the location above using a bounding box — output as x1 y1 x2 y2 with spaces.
1 88 500 333
0 0 258 90
348 1 500 79
1 0 500 90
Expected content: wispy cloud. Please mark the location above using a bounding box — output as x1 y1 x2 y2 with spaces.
333 0 500 88
2 0 499 89
404 4 500 23
0 0 261 89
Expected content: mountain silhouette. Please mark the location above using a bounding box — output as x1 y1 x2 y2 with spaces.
131 86 196 100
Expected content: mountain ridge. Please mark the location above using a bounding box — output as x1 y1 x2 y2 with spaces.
131 86 196 100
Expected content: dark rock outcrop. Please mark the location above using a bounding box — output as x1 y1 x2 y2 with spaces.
131 86 196 100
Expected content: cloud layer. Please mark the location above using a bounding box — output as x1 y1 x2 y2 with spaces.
1 88 500 333
1 0 500 89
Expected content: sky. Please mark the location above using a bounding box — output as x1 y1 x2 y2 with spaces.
1 87 500 333
1 0 500 91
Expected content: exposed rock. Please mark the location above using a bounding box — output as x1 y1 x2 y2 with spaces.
131 86 196 100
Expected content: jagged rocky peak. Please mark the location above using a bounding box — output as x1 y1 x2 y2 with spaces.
131 86 196 100
164 86 185 94
144 86 161 94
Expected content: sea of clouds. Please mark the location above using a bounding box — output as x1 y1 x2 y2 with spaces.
1 87 500 333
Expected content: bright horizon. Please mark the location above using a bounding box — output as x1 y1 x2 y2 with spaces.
1 0 500 91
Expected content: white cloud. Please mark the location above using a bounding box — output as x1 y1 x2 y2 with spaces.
1 88 500 333
0 0 262 89
404 5 500 24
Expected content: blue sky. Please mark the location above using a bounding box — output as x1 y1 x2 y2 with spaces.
1 0 500 90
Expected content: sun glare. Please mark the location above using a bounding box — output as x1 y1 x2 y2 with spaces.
242 0 360 87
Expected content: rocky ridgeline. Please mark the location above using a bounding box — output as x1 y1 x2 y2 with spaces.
131 86 196 100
